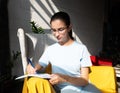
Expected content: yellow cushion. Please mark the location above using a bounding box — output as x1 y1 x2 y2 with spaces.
89 66 117 93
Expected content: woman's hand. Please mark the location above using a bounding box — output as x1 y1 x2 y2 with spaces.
49 73 66 85
27 63 37 74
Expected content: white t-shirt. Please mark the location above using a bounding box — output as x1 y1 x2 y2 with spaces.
39 41 92 90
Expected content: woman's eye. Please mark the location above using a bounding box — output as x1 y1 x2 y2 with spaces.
58 28 64 31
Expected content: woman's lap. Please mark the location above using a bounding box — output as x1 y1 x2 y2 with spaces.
60 83 101 93
81 83 101 93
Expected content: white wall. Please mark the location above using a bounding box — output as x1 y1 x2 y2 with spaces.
8 0 104 76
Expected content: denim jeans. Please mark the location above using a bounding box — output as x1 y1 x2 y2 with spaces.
55 83 101 93
81 83 101 93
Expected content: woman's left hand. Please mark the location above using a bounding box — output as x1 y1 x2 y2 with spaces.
49 73 66 85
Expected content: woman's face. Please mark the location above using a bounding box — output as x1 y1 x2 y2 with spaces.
50 19 71 45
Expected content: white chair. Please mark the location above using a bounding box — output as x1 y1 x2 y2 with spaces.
17 28 57 74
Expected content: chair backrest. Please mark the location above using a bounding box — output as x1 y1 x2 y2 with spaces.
17 28 57 74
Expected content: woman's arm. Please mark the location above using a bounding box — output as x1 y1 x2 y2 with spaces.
49 67 89 86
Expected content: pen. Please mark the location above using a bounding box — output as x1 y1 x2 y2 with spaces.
27 58 35 68
80 58 82 62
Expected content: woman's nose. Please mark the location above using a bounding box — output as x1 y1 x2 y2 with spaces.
54 31 60 37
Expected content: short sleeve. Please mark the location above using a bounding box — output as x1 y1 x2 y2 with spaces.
80 45 92 67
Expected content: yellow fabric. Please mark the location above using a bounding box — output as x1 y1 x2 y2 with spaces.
89 66 117 93
22 63 55 93
22 77 56 93
22 78 28 93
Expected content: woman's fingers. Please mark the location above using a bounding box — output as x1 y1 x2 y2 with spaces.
27 63 36 74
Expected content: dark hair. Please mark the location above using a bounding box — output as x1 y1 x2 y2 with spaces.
50 11 74 40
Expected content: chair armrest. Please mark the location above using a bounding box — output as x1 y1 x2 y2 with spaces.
17 28 28 74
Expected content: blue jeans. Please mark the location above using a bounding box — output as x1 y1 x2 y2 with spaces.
55 83 101 93
81 83 101 93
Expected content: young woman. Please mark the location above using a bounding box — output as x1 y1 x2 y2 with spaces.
27 11 101 93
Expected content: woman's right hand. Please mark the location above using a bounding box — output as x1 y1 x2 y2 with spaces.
27 63 37 74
